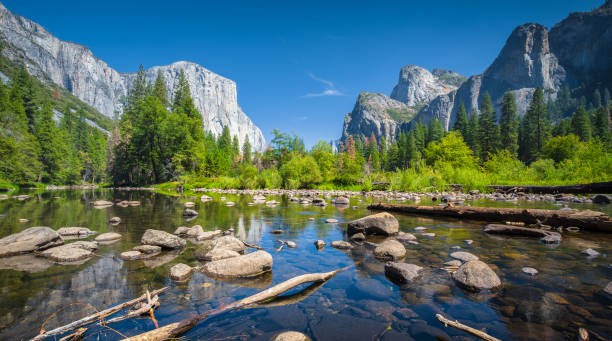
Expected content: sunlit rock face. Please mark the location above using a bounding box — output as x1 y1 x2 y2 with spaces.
390 65 463 107
0 3 265 150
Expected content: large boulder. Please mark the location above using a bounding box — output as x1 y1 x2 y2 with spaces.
374 240 406 260
0 227 63 257
452 260 502 292
202 251 273 278
141 229 186 249
385 262 423 285
347 212 399 236
270 331 310 341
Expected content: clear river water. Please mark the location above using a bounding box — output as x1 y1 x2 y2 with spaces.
0 189 610 340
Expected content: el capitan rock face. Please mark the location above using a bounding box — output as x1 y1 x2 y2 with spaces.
0 3 265 150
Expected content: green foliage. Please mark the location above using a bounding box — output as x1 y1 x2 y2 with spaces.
424 131 476 169
570 106 592 141
499 91 519 156
478 92 499 160
519 87 551 162
279 154 322 189
543 134 580 163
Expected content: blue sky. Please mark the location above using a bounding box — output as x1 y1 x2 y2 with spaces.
3 0 604 147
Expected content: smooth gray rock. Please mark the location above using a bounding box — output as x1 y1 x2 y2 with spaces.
119 251 142 260
0 227 63 257
202 251 273 278
330 241 353 250
374 240 406 260
582 248 600 257
450 251 479 262
334 196 350 205
522 267 538 275
57 227 96 236
452 260 502 292
347 212 399 236
397 232 417 242
94 232 121 242
194 235 245 260
41 243 94 262
270 331 310 341
385 262 423 285
141 229 186 249
133 245 162 254
183 208 198 217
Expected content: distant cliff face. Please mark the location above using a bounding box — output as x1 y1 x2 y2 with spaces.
390 65 463 106
341 92 415 142
0 3 265 150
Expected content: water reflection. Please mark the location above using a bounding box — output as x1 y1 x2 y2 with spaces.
0 189 610 340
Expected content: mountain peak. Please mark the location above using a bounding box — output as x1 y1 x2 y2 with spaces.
390 65 463 106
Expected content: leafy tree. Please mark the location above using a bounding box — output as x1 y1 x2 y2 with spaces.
424 131 476 169
311 140 336 182
543 134 580 163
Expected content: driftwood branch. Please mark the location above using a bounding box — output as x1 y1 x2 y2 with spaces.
122 267 349 341
100 295 160 325
31 287 169 341
436 314 500 341
241 239 265 250
368 203 612 232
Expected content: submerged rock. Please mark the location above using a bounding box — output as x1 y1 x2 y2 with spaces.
374 240 406 260
450 251 479 263
452 260 502 292
0 226 63 257
94 232 121 242
347 212 399 236
170 263 193 281
133 245 162 255
41 243 95 262
396 232 417 242
385 262 423 285
141 229 186 249
270 331 310 341
582 248 600 257
202 251 273 278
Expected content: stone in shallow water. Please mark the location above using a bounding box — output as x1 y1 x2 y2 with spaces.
464 239 473 245
581 248 600 257
603 281 612 299
414 226 427 232
133 245 162 254
384 262 423 285
450 251 479 262
184 201 195 207
270 331 310 341
347 212 399 236
444 260 462 267
93 200 113 208
314 240 326 249
95 232 121 242
141 229 186 249
452 260 502 292
202 251 273 278
522 267 538 276
41 244 93 262
194 236 246 260
334 196 350 205
330 241 353 250
350 233 366 241
396 232 416 242
109 217 121 224
170 263 193 281
325 218 338 223
201 248 240 261
183 208 198 217
0 226 63 257
120 251 142 260
374 240 406 260
57 227 96 236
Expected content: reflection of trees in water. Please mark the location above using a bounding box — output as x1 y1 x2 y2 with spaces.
0 256 132 340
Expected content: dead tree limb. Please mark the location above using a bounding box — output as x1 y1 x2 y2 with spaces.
367 203 612 232
31 287 169 341
122 267 349 341
100 295 159 325
487 181 612 194
241 240 265 250
436 314 500 341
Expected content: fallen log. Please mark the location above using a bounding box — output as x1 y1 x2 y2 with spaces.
483 224 561 243
31 287 169 341
487 181 612 194
436 314 500 341
367 203 612 233
122 267 349 341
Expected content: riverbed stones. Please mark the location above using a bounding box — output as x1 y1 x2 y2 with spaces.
0 226 63 257
95 232 121 242
120 250 142 260
522 267 538 275
384 262 423 284
142 229 186 249
203 248 241 261
350 233 366 242
57 227 96 236
421 232 436 238
452 260 502 292
396 232 416 242
444 260 462 267
347 212 399 236
450 251 479 263
93 200 113 208
18 218 28 223
201 251 273 278
109 217 121 224
194 235 246 260
183 208 198 217
314 240 326 249
374 240 406 260
170 263 193 281
41 242 97 262
581 248 600 257
197 230 223 241
133 245 162 255
270 331 310 341
414 226 427 232
330 241 353 250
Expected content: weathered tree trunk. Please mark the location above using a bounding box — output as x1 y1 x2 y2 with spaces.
367 203 612 232
487 181 612 194
121 267 348 341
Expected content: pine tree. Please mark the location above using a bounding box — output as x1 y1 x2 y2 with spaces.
592 106 611 143
604 88 611 107
466 110 480 157
478 92 499 160
571 106 592 141
499 91 519 156
593 89 602 108
453 103 468 138
427 118 444 144
153 70 168 107
126 65 148 112
35 101 63 182
519 87 550 162
242 138 252 164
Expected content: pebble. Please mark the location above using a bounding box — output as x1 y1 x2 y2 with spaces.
414 226 427 232
521 267 538 276
314 240 326 249
582 248 600 257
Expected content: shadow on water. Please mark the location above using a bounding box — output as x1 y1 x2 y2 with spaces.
0 189 610 340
